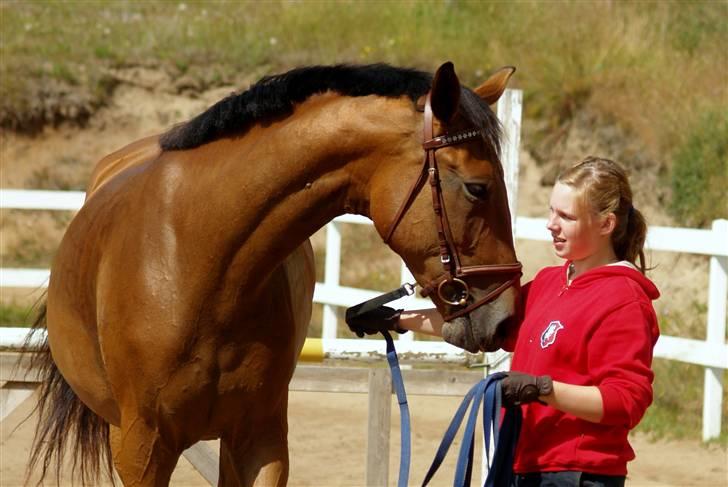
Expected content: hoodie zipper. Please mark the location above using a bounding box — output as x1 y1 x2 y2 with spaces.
558 283 569 296
558 263 575 296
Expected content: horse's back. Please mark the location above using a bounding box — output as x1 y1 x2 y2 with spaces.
86 134 162 196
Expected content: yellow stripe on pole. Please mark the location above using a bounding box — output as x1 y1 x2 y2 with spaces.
299 338 324 362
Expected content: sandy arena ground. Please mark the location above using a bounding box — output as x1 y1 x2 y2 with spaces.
1 383 726 487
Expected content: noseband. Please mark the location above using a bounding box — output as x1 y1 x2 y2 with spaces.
383 93 522 321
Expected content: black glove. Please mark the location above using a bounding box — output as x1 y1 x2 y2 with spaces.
501 372 553 407
345 305 405 338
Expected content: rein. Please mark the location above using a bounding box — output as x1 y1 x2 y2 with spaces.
346 283 521 487
421 370 522 487
383 93 522 321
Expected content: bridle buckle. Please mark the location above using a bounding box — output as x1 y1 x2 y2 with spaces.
403 282 416 296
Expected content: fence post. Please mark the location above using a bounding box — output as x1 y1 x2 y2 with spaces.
322 222 342 339
497 88 522 234
480 88 522 483
366 368 392 486
495 89 521 364
703 219 728 441
182 443 219 486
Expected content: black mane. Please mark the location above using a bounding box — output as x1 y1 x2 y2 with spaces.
159 63 501 158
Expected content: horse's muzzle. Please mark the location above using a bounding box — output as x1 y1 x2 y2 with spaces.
441 287 518 352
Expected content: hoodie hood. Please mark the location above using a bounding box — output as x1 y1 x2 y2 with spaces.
561 260 660 300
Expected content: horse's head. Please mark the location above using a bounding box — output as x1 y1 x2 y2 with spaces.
368 62 521 353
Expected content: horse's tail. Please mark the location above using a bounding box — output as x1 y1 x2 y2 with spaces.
22 298 115 485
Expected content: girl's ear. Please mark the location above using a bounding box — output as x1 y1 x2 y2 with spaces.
600 213 617 236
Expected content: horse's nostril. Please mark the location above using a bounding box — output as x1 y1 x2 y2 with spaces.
494 315 515 341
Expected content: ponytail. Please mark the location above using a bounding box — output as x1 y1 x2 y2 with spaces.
613 204 648 274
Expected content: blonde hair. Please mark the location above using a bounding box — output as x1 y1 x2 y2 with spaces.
557 156 648 274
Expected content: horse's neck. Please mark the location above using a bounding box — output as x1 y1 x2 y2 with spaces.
184 94 416 287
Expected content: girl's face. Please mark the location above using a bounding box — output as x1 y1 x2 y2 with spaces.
546 182 610 261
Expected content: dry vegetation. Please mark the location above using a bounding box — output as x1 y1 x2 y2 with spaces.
1 1 726 228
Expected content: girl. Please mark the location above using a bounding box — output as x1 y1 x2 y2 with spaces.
348 157 660 487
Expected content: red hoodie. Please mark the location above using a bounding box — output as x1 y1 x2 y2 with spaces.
505 261 660 476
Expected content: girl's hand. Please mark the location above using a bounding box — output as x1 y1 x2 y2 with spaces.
345 305 406 337
501 372 554 407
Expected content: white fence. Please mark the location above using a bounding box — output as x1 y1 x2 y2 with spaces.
2 189 726 439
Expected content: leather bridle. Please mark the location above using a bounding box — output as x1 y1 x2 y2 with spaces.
383 93 522 321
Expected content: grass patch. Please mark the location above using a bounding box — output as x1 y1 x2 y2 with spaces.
637 358 728 443
0 302 35 327
668 109 728 227
641 308 728 443
659 301 709 341
0 210 70 268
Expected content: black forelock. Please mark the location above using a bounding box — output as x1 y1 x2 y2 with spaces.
460 87 502 162
159 63 501 159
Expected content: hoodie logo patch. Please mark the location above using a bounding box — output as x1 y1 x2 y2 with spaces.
540 321 564 349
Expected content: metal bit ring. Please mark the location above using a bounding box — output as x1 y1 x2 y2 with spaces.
437 278 470 306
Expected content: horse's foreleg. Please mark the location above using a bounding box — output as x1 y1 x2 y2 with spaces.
110 417 180 487
218 405 289 487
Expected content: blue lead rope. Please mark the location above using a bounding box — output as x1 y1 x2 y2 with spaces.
382 331 521 487
348 283 520 487
421 371 522 487
382 330 411 487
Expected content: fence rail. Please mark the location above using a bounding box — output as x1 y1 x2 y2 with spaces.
2 188 726 439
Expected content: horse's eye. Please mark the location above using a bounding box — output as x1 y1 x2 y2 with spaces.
464 183 488 201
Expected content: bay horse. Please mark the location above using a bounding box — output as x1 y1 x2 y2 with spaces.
26 62 520 486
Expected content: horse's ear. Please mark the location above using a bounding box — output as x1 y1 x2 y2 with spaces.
430 62 461 123
473 66 516 105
